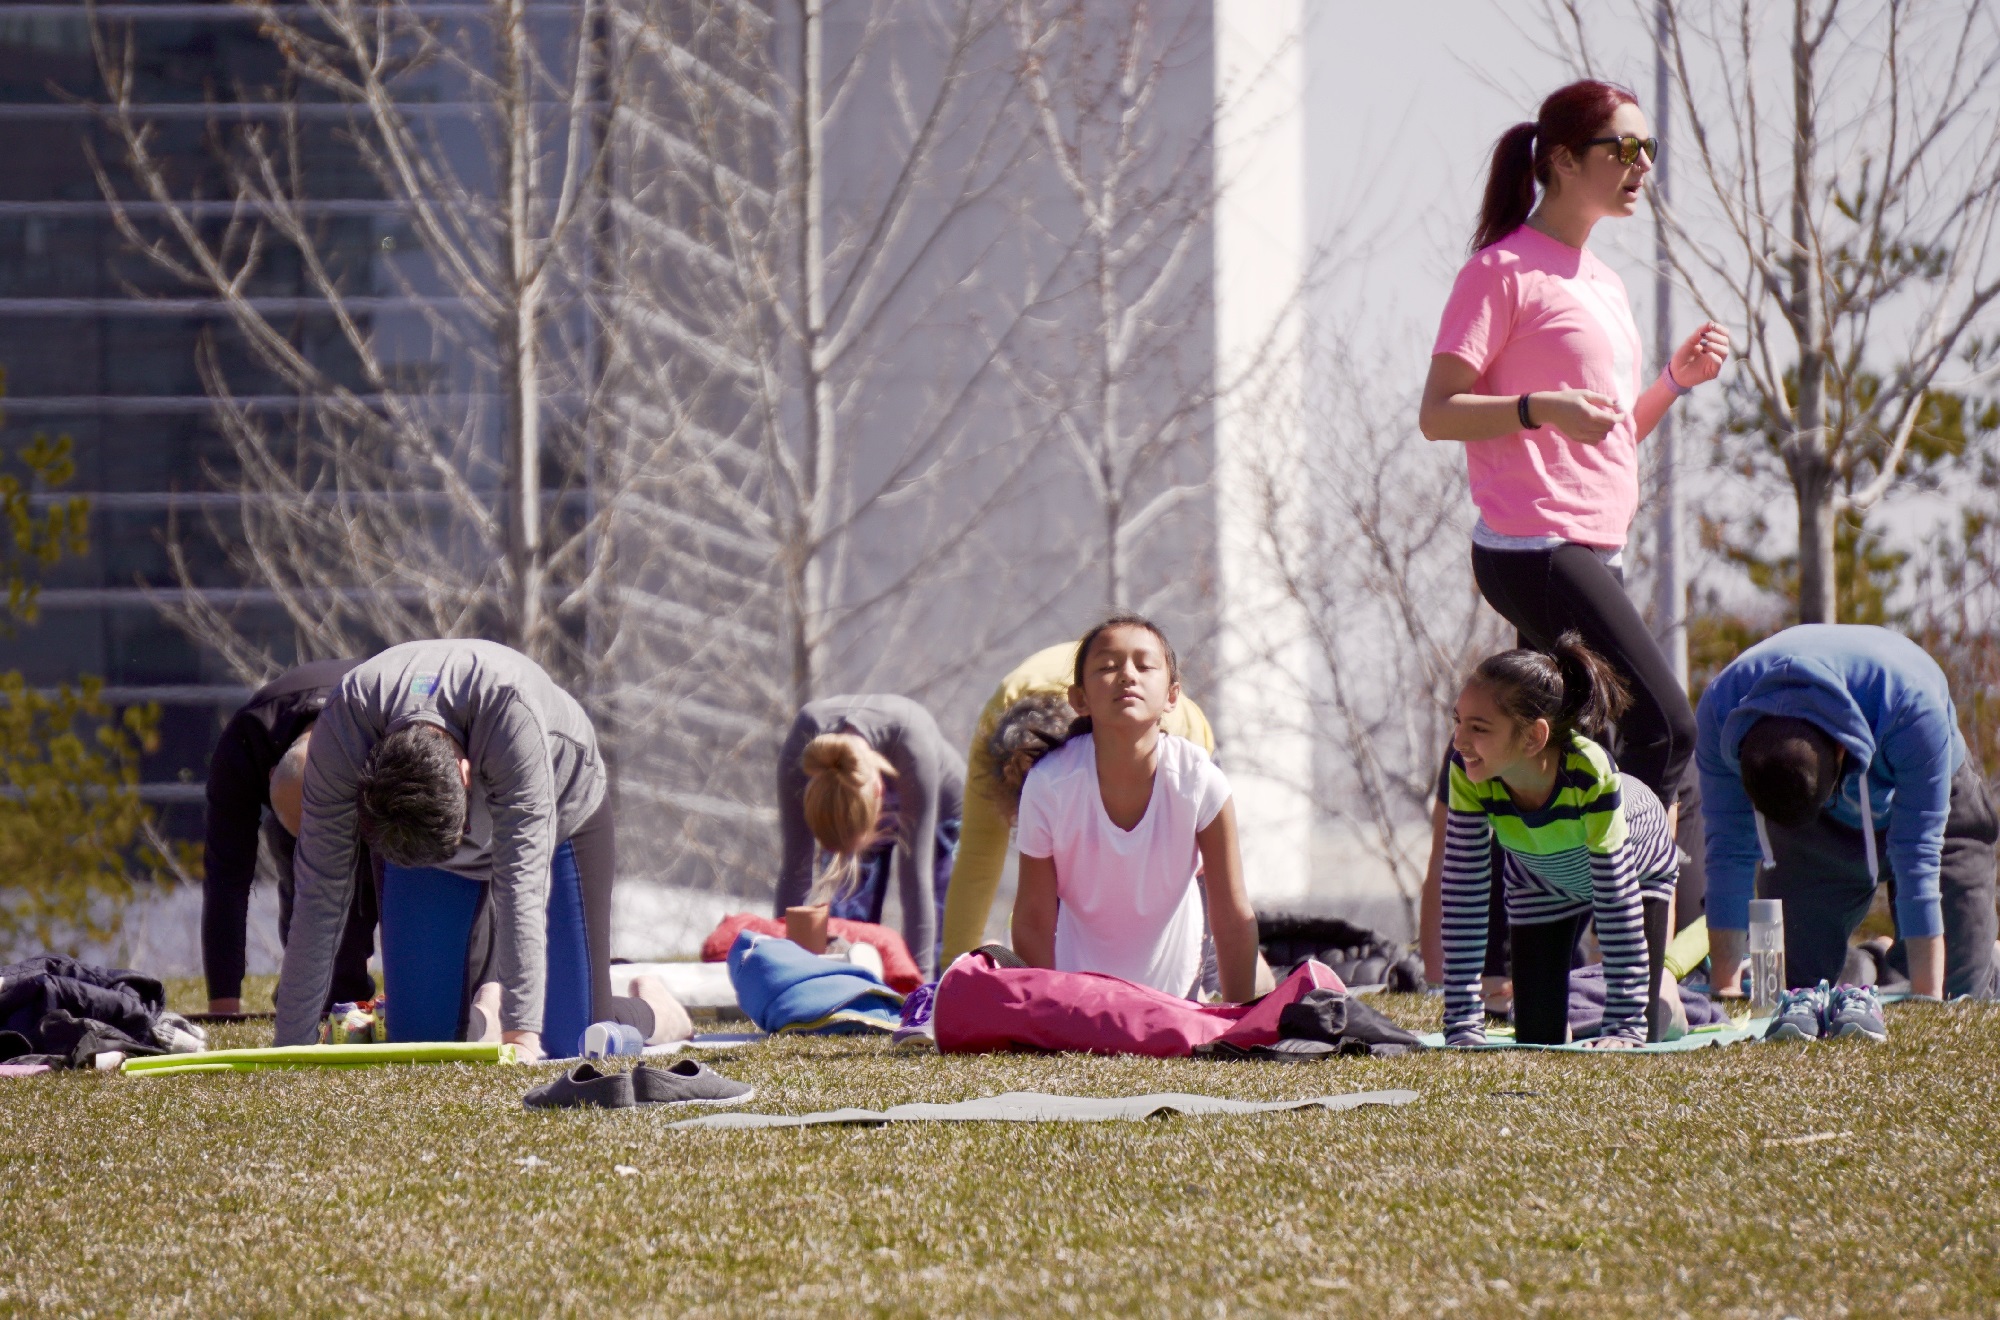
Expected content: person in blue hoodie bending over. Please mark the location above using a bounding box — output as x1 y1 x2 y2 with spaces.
1697 625 1998 1001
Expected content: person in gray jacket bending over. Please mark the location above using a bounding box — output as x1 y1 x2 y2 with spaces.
273 640 688 1059
775 695 965 978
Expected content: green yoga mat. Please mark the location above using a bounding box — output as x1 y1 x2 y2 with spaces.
1416 1017 1773 1053
121 1042 519 1076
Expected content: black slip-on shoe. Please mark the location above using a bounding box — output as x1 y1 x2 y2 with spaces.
631 1058 756 1106
523 1062 636 1110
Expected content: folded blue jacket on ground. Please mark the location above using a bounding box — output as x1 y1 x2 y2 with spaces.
727 931 903 1033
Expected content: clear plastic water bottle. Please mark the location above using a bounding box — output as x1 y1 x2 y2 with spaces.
1748 899 1786 1013
578 1021 645 1059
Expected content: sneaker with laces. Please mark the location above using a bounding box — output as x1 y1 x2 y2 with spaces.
1825 983 1888 1043
1765 981 1830 1042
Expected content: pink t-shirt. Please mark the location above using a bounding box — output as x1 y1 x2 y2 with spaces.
1431 226 1645 547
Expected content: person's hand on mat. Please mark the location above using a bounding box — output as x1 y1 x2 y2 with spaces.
1537 389 1623 445
502 1029 545 1063
1583 1035 1639 1050
1669 320 1730 388
207 998 243 1015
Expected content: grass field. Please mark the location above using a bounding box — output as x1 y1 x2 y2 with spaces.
5 977 1998 1317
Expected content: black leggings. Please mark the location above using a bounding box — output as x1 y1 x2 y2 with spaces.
1512 896 1672 1045
1472 543 1697 804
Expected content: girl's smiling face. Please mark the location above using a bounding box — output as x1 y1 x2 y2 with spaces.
1452 679 1549 783
1070 624 1179 735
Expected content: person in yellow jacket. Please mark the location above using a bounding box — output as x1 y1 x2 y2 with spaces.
937 641 1214 964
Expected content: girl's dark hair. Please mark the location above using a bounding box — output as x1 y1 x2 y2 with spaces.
983 692 1077 813
1072 612 1179 689
1069 612 1180 739
1469 631 1631 745
1471 79 1640 252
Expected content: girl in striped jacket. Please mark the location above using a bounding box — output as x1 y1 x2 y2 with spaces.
1442 633 1680 1046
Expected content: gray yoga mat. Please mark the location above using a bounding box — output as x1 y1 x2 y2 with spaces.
667 1087 1420 1130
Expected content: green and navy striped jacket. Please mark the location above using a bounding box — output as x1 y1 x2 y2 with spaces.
1440 732 1677 1044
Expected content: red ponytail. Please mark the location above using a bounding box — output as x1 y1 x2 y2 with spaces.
1470 80 1638 252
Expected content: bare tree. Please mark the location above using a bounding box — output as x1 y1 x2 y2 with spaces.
1541 0 2000 623
90 0 626 684
999 0 1218 617
580 0 1069 892
1248 337 1507 929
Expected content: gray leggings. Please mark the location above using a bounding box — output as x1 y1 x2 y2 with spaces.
1757 764 1999 998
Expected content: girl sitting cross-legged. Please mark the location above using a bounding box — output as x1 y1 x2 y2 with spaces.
1009 614 1260 1003
1443 633 1682 1047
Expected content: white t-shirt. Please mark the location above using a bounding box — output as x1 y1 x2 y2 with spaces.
1015 731 1233 995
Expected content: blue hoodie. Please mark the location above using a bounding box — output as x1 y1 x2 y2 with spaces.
1696 625 1965 937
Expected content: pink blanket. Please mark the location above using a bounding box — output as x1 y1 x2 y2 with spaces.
933 954 1345 1058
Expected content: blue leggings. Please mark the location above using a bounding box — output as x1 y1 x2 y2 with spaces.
377 800 647 1048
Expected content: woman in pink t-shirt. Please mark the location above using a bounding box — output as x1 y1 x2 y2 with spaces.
1418 79 1727 829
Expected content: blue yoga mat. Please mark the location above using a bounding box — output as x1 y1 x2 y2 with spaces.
379 840 593 1047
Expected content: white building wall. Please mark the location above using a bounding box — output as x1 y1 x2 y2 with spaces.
1209 2 1316 908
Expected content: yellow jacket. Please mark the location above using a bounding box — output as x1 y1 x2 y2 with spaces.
938 642 1215 963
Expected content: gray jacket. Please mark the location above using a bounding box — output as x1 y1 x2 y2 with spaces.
272 640 605 1045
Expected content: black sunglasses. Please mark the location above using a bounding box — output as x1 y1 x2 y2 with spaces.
1585 135 1659 166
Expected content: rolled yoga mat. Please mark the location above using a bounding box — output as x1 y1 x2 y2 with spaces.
121 1042 519 1076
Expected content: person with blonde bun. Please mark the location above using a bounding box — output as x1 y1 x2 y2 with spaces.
775 696 965 976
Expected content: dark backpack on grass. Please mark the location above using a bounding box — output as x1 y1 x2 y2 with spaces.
1256 915 1424 992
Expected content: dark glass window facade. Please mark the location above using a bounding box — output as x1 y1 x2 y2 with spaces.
0 2 412 835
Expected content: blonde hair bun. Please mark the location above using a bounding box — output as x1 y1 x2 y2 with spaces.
801 733 869 784
799 731 895 903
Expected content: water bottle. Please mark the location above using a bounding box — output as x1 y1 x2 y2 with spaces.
578 1021 645 1059
1748 899 1786 1013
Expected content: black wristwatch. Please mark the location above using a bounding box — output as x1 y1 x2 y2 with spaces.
1517 393 1537 429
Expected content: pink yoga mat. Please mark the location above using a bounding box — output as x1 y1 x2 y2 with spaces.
935 957 1344 1057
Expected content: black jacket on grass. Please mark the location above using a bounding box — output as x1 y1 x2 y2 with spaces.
0 954 162 1047
202 658 366 1003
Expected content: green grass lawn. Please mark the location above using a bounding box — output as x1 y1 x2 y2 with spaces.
4 978 1997 1317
